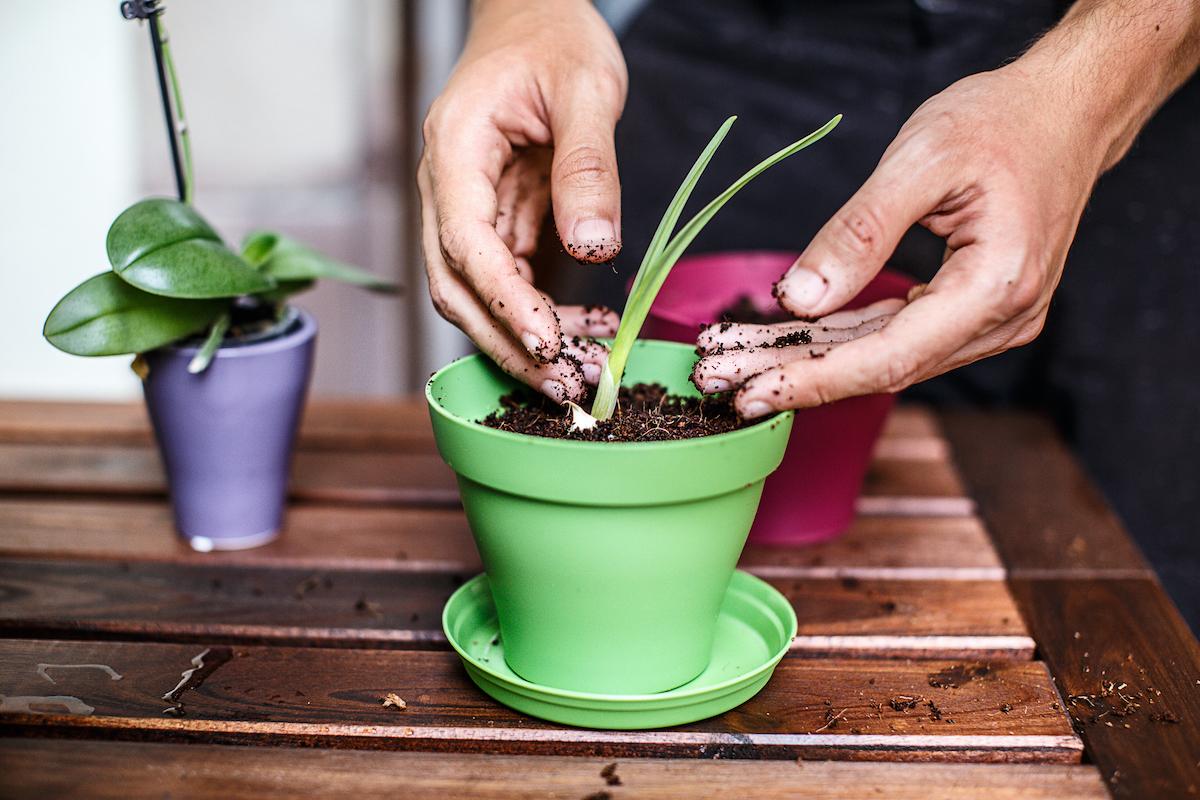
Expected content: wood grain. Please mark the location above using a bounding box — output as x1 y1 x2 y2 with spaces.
939 411 1148 575
0 639 1078 761
0 739 1109 799
0 399 434 451
1007 579 1200 798
0 443 966 512
0 560 1029 656
0 498 997 579
943 410 1200 798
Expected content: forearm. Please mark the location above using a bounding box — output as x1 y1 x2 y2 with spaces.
1013 0 1200 171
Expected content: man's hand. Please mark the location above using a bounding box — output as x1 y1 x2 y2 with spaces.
418 0 625 403
701 0 1200 419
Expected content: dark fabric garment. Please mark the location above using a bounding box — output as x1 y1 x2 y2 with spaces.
555 0 1200 629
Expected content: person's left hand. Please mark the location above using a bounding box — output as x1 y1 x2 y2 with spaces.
691 63 1113 419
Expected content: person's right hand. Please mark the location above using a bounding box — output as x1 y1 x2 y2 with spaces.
418 0 626 403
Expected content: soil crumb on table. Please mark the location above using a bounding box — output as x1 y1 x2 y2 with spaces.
481 383 756 442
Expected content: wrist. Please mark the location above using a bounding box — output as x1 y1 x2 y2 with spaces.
1011 0 1200 172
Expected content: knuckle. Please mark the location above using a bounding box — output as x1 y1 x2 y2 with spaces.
435 218 467 264
880 353 920 394
554 144 613 191
589 64 627 106
832 203 888 263
421 101 445 145
1010 315 1046 348
1009 272 1045 312
493 350 523 378
426 279 454 323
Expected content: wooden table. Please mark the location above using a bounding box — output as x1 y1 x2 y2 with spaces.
0 399 1195 798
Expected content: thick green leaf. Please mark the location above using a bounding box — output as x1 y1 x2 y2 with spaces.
107 198 274 299
44 272 227 356
243 231 399 293
255 279 317 304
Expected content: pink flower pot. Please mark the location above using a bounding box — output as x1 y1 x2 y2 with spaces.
643 252 914 546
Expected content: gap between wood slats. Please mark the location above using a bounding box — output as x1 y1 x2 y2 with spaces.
0 740 1112 800
0 717 1083 763
0 499 1002 577
0 561 1032 656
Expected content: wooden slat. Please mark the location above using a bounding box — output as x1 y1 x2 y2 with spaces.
1007 579 1200 798
0 443 967 513
0 639 1078 761
0 560 1031 657
939 412 1147 576
0 739 1110 799
943 411 1200 798
0 498 999 579
0 399 434 451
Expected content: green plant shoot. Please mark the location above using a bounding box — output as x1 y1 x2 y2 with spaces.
590 114 842 420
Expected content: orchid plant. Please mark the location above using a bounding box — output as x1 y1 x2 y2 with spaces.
43 3 395 375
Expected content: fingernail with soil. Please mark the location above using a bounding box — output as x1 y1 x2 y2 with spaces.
741 399 773 419
540 379 568 403
572 218 617 245
521 331 544 357
582 363 601 384
702 377 733 393
781 268 828 310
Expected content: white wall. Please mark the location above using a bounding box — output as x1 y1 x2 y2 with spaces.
0 1 470 401
0 2 143 399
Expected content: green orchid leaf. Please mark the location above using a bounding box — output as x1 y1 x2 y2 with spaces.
243 231 399 293
255 279 317 305
44 272 227 357
107 198 274 299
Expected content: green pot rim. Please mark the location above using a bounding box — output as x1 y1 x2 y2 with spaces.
424 341 793 452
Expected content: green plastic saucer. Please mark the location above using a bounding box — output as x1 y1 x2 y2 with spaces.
442 570 797 730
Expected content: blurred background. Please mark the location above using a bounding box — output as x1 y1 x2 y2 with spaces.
0 0 472 400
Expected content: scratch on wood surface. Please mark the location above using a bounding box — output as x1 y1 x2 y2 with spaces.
161 646 234 715
36 663 123 684
0 695 95 715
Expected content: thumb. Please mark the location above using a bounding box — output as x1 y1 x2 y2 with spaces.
549 79 623 264
776 153 944 318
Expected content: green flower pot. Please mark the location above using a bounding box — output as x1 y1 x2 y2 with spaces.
426 340 793 694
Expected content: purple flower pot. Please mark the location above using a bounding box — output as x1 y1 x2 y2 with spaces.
643 253 913 546
142 307 317 551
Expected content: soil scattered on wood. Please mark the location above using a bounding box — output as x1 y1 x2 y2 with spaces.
599 763 622 786
482 383 756 442
927 663 991 689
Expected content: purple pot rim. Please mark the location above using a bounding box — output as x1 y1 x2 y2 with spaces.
157 306 317 359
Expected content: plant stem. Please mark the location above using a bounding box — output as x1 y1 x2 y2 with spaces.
158 21 194 205
187 313 230 374
146 9 188 203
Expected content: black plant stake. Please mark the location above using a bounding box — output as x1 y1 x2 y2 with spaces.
120 0 192 203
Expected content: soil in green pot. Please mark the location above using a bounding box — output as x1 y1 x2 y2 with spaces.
481 383 758 443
